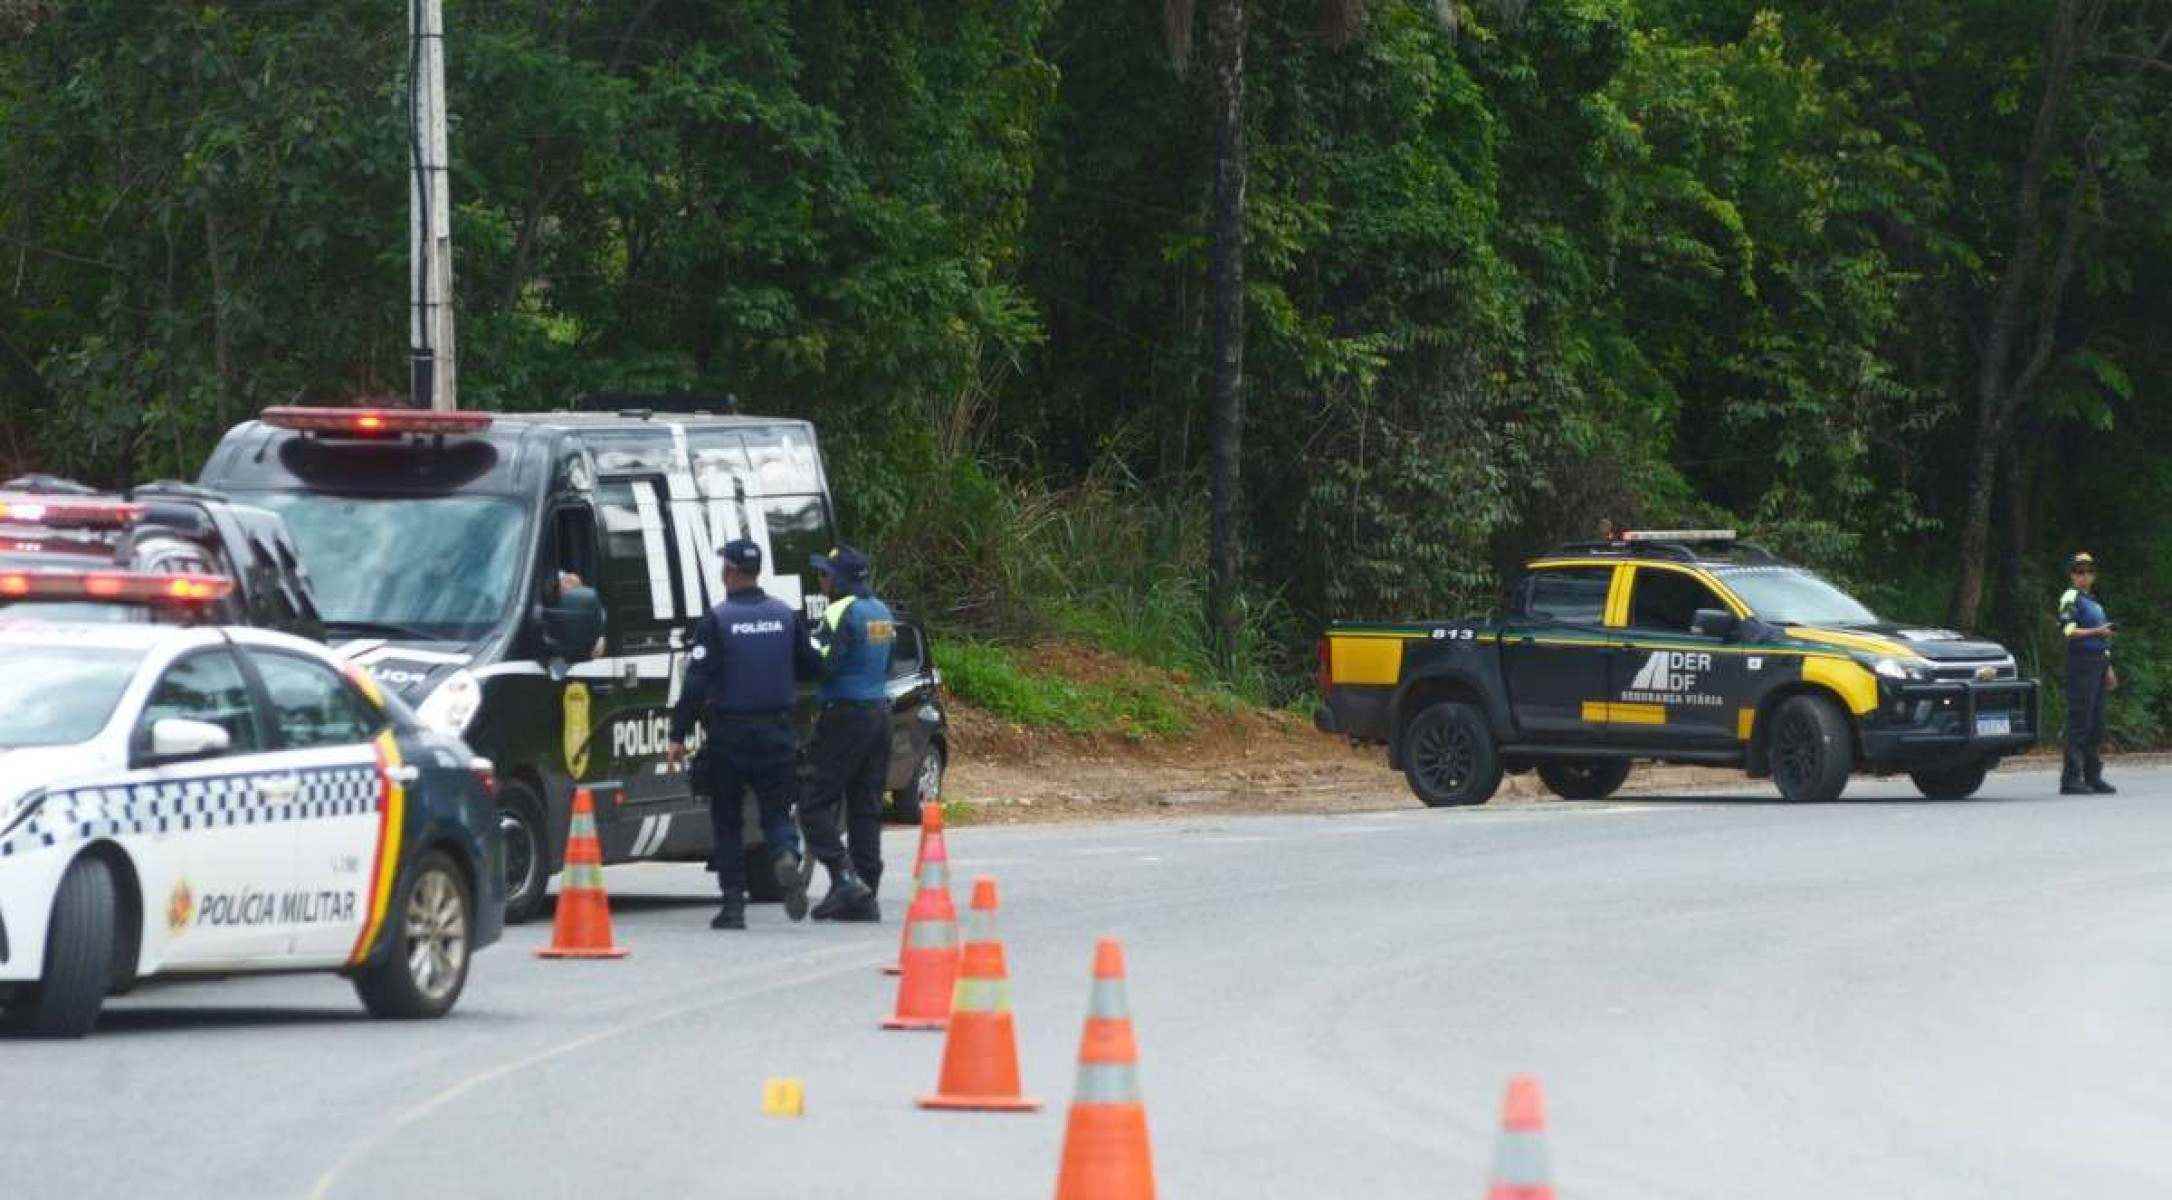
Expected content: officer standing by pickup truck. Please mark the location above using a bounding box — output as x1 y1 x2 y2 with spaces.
667 539 822 929
2058 551 2118 796
803 546 896 922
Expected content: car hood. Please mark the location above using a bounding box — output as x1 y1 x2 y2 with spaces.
330 638 478 701
0 744 122 800
1782 623 2011 662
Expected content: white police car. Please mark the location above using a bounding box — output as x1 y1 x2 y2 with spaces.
0 569 503 1037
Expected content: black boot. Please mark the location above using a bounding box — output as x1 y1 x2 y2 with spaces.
773 851 811 923
810 862 873 921
710 900 746 930
2061 750 2090 795
2089 776 2117 795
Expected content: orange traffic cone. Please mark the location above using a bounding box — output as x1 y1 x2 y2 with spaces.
1485 1075 1554 1200
883 802 944 976
919 877 1041 1112
1054 938 1156 1200
881 816 959 1030
536 788 629 959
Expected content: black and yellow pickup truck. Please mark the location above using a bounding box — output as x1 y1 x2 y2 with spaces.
1316 531 2039 805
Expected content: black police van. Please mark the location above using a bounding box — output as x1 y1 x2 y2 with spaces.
0 477 322 634
196 405 947 920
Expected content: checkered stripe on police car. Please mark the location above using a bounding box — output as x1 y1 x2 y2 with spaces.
0 765 383 858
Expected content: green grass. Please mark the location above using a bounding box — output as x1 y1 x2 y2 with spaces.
937 638 1204 738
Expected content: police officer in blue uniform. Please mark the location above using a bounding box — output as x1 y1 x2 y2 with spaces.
667 539 823 929
802 546 896 922
2058 551 2118 796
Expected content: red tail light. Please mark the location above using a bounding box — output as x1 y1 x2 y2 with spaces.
0 570 233 603
262 406 493 436
0 495 145 529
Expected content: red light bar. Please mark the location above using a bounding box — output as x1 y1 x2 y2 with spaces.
262 407 493 436
0 494 144 529
0 569 233 603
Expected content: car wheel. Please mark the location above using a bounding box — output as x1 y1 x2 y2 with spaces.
1401 701 1503 807
496 780 549 925
354 851 473 1021
1910 759 1990 800
15 855 118 1038
1770 695 1852 803
1537 758 1633 801
890 744 943 826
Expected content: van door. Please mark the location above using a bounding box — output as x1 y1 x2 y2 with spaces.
580 474 686 826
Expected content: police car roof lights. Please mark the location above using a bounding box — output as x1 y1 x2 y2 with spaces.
262 406 494 437
1618 529 1737 543
0 494 146 529
0 568 234 603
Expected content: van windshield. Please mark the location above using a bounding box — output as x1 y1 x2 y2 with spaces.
246 493 526 641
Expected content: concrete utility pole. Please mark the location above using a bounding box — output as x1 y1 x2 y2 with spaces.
408 0 457 410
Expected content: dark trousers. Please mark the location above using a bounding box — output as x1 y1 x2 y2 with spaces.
696 717 802 900
2063 652 2110 785
802 701 890 893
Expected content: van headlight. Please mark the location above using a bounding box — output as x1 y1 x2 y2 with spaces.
416 669 484 736
1871 656 1929 683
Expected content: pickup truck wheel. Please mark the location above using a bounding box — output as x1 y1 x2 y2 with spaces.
1402 701 1503 807
1910 759 1990 800
1537 759 1632 801
1770 695 1852 803
15 855 117 1038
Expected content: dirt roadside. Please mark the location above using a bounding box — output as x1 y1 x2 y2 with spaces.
940 701 2150 826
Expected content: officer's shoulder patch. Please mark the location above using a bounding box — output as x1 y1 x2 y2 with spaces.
866 619 896 643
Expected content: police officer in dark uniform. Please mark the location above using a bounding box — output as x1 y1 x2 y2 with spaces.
802 546 896 922
2058 551 2118 796
667 539 823 929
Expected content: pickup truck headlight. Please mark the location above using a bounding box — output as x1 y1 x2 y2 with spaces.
415 669 483 736
1871 656 1930 683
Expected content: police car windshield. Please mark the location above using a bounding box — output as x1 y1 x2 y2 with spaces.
1716 567 1879 626
245 493 525 641
0 645 142 747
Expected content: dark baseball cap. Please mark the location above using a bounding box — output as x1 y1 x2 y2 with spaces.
722 538 763 573
809 545 870 582
2069 551 2097 572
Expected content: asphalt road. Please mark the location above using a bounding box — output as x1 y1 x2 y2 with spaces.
7 760 2172 1198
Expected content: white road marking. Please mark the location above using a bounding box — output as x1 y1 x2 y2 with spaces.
307 947 875 1200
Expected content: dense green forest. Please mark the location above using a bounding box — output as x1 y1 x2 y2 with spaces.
1 0 2166 741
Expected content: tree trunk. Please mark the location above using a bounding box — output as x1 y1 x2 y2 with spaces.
1949 428 1999 630
205 206 232 428
1950 0 2102 629
1991 438 2030 639
1205 0 1247 662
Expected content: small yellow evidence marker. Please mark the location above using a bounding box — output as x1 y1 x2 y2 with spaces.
762 1077 806 1117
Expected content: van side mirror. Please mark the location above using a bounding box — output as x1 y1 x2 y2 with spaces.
146 717 231 764
538 586 606 664
1691 608 1740 640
